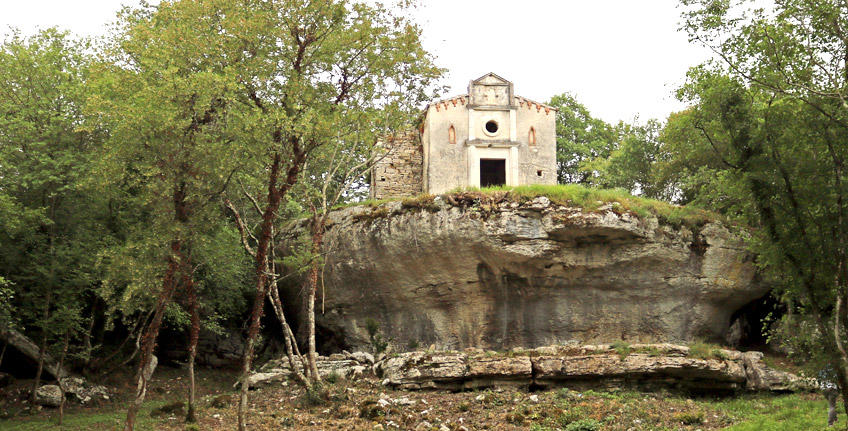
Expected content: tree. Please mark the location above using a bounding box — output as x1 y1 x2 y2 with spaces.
0 29 104 403
670 63 848 419
89 1 246 425
548 93 617 184
680 3 848 417
217 1 442 428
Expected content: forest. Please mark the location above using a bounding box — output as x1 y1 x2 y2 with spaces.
2 0 848 429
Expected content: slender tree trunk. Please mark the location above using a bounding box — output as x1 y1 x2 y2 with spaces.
238 154 283 431
184 265 200 423
267 227 310 387
124 241 181 431
57 330 69 426
0 340 7 369
31 292 52 403
305 215 325 382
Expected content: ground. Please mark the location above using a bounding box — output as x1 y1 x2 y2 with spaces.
0 364 841 431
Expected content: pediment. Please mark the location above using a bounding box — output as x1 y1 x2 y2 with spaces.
472 72 511 86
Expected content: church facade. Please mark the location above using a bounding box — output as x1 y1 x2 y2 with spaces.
371 73 557 199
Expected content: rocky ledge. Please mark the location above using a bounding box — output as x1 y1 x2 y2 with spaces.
251 344 811 394
284 193 767 351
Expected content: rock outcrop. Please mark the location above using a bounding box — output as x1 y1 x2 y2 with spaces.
250 345 811 394
285 194 766 351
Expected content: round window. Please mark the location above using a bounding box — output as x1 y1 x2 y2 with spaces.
484 120 499 134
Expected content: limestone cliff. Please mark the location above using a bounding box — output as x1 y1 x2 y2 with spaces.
283 193 766 352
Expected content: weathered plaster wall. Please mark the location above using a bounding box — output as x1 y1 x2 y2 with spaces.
423 100 469 194
515 98 557 185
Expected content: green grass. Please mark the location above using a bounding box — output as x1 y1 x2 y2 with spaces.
0 400 169 431
688 341 730 360
338 184 717 229
710 393 841 430
472 184 715 228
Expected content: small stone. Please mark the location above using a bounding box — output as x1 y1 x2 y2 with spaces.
529 394 539 403
439 425 450 431
475 394 485 402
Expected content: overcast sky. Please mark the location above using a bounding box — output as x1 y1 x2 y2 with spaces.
0 0 715 124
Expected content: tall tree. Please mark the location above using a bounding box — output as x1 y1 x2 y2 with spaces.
0 29 103 398
668 54 848 422
680 2 848 409
88 1 245 426
221 1 442 428
548 93 617 184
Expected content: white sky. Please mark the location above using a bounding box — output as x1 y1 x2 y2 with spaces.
1 0 716 124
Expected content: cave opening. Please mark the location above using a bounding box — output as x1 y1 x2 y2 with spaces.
727 292 784 351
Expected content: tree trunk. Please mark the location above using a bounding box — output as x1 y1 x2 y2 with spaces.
238 153 283 431
305 215 325 382
57 330 69 426
31 292 52 403
124 241 181 431
267 227 310 387
184 266 200 423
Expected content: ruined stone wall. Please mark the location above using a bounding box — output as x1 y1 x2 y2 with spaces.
370 131 423 199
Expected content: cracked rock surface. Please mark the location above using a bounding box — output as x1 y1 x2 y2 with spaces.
284 196 767 351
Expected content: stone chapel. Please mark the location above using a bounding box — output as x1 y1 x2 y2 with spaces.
370 72 557 199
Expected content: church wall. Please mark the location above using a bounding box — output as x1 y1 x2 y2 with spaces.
423 103 469 195
515 103 557 186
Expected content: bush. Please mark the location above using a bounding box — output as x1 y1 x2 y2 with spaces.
365 318 390 354
674 410 705 425
565 418 601 431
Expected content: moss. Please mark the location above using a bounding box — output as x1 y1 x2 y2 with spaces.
351 205 390 222
400 194 440 211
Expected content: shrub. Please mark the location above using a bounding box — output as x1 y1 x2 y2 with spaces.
674 410 705 425
565 418 601 431
365 318 390 354
611 340 632 360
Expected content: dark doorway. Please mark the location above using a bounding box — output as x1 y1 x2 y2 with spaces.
480 159 506 187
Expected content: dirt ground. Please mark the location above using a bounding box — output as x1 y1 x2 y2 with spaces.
2 363 832 431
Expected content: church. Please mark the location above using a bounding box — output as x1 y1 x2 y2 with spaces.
371 73 557 199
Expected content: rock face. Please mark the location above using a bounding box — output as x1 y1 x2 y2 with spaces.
249 345 811 394
376 344 812 393
288 195 766 352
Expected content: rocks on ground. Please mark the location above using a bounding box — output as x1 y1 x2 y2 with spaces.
33 376 110 407
250 344 814 395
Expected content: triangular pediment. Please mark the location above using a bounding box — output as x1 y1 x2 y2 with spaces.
473 72 511 86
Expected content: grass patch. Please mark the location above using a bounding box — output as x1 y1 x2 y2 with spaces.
611 341 632 360
709 393 841 430
689 342 729 360
469 184 715 228
0 400 170 431
337 184 717 229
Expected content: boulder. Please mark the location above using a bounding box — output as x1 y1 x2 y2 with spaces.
34 385 63 407
248 352 377 388
283 197 767 351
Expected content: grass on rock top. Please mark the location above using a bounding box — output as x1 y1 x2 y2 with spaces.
341 184 716 229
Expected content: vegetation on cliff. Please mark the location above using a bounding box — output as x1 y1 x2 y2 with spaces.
344 184 717 229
